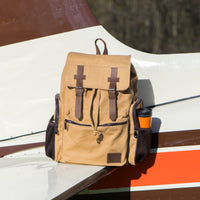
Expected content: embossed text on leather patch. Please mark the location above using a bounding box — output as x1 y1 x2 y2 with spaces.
107 153 121 163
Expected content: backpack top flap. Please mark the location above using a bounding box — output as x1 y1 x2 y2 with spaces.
63 52 131 91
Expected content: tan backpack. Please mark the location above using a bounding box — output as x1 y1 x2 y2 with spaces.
45 39 152 166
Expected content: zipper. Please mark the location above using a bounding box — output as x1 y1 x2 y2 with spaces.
99 121 127 127
65 119 127 128
65 119 91 127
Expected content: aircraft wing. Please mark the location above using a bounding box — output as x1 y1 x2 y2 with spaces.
0 148 115 200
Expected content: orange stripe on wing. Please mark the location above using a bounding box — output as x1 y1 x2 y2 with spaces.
89 150 200 190
131 150 200 187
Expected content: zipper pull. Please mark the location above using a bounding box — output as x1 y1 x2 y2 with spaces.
134 129 139 138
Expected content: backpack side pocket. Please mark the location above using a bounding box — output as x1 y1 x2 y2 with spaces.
134 105 152 163
45 116 55 160
128 98 142 165
135 127 152 163
128 98 152 165
45 94 60 160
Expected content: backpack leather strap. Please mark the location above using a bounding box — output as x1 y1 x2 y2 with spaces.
108 67 119 121
95 38 108 55
74 65 86 120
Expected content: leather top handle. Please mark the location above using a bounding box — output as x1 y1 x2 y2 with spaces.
95 38 108 55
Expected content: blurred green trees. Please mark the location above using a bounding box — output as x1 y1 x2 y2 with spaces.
88 0 200 53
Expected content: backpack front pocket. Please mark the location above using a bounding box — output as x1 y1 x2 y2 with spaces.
62 118 128 166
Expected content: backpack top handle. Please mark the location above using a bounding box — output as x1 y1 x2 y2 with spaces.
95 38 108 55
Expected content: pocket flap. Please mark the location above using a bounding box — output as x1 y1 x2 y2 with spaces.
62 52 131 91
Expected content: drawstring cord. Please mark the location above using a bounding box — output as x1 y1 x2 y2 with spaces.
89 89 103 144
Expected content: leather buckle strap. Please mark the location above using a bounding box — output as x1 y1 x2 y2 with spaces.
74 65 86 120
108 89 116 99
75 87 84 120
108 67 119 121
75 87 84 96
108 89 117 121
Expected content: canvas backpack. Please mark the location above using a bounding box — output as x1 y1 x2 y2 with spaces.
45 39 152 166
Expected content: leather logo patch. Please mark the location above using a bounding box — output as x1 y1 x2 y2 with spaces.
107 153 121 163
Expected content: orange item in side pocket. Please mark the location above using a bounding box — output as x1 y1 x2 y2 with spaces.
136 108 152 128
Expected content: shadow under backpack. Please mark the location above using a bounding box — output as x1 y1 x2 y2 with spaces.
45 39 152 166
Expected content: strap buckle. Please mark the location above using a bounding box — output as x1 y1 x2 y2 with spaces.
75 87 84 96
108 89 116 99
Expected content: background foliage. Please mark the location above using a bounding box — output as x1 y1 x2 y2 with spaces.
88 0 200 53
